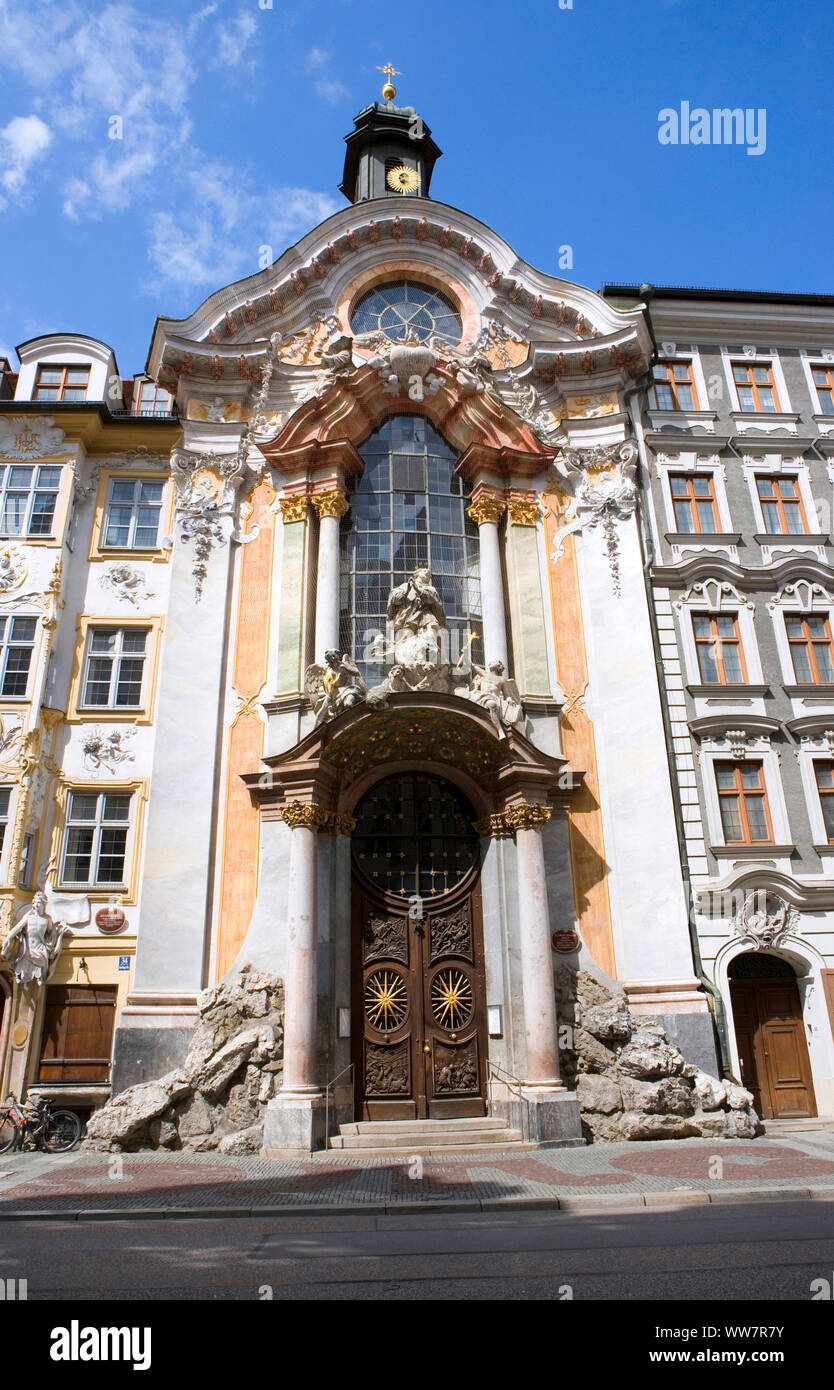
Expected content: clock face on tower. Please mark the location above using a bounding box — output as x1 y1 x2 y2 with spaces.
350 281 462 345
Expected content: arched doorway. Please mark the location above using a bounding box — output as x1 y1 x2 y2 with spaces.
729 952 816 1118
351 772 487 1120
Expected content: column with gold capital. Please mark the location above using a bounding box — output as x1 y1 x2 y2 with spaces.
506 802 563 1087
311 488 349 662
467 490 509 670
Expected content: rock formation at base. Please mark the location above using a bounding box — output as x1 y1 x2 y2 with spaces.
84 962 758 1152
557 966 760 1141
85 966 284 1153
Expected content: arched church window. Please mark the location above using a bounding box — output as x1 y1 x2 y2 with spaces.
350 282 462 344
352 774 479 899
340 415 482 685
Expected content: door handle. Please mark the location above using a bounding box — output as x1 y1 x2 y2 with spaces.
423 1043 430 1054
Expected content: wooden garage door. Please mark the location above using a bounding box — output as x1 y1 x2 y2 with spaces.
37 985 117 1083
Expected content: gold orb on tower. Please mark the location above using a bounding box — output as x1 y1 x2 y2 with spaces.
376 61 401 102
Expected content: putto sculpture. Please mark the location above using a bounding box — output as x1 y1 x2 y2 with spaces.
456 658 526 738
1 891 72 987
305 649 367 725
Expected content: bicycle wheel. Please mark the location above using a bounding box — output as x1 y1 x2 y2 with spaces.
0 1111 18 1153
41 1109 82 1153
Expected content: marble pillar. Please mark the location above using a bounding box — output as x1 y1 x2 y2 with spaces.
467 493 509 669
312 489 348 662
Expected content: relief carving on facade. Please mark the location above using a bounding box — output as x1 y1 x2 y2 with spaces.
433 1040 479 1094
364 1039 410 1094
99 563 154 606
81 726 136 774
0 892 73 988
0 416 66 460
429 905 472 961
731 891 799 951
363 915 408 964
548 440 639 595
0 545 29 592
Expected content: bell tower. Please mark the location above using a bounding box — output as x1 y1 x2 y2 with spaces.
340 65 442 203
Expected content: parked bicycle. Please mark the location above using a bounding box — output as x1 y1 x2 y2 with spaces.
0 1092 82 1154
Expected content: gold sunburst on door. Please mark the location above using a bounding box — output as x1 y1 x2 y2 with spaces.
430 969 473 1030
365 969 408 1031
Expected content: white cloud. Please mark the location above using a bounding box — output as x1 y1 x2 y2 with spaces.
146 163 339 295
305 46 350 105
215 8 259 68
0 113 52 206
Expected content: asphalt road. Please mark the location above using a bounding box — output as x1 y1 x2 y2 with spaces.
2 1199 834 1300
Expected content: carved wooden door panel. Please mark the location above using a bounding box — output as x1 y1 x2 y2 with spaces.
351 774 487 1121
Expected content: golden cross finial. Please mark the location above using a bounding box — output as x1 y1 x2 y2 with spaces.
376 62 401 101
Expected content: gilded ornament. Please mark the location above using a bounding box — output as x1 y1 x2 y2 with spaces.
466 494 506 526
507 499 540 526
279 495 309 522
311 489 349 519
505 803 552 831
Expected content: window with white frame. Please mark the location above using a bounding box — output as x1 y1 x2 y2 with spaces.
135 381 173 417
814 761 834 841
693 613 747 683
0 786 11 856
0 616 36 697
669 473 720 533
732 361 781 413
103 477 165 549
81 628 148 708
61 790 131 887
715 761 773 842
809 364 834 416
785 613 834 684
651 360 699 411
0 464 61 538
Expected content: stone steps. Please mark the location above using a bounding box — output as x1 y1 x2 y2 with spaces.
329 1116 526 1153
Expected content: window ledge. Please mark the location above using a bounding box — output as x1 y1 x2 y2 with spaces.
57 883 127 894
729 411 801 424
783 684 834 698
753 532 827 546
666 532 741 546
686 684 770 698
711 843 796 858
813 843 834 854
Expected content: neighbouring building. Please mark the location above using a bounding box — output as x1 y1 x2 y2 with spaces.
0 84 832 1151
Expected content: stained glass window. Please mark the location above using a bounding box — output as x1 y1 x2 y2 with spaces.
350 282 462 345
340 416 482 684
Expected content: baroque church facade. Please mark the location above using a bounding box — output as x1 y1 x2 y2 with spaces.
1 86 833 1150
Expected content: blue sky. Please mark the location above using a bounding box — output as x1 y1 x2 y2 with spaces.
0 0 831 375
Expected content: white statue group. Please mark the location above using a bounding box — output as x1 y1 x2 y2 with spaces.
305 565 525 738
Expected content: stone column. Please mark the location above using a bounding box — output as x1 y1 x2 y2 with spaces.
467 492 509 670
280 804 321 1095
311 488 348 662
503 802 581 1145
261 801 355 1155
511 805 562 1087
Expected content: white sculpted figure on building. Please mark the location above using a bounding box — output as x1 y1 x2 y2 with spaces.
457 659 526 738
305 650 368 725
1 892 72 987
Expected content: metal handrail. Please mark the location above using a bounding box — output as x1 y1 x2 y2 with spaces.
487 1060 531 1144
323 1061 355 1147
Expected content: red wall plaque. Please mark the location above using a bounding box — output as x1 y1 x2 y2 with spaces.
552 929 580 954
96 906 126 935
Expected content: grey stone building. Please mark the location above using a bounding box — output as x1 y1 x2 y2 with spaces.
604 284 834 1119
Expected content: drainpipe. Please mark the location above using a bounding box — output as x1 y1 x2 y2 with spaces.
621 288 731 1073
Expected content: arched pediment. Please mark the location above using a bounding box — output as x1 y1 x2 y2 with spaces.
258 361 552 472
244 692 582 822
147 198 651 402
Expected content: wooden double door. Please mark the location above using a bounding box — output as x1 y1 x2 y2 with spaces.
730 975 816 1119
353 882 488 1119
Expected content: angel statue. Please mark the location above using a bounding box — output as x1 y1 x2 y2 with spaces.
456 659 526 739
1 891 73 987
305 649 368 725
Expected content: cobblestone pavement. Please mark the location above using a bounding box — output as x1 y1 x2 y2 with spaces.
2 1128 834 1215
